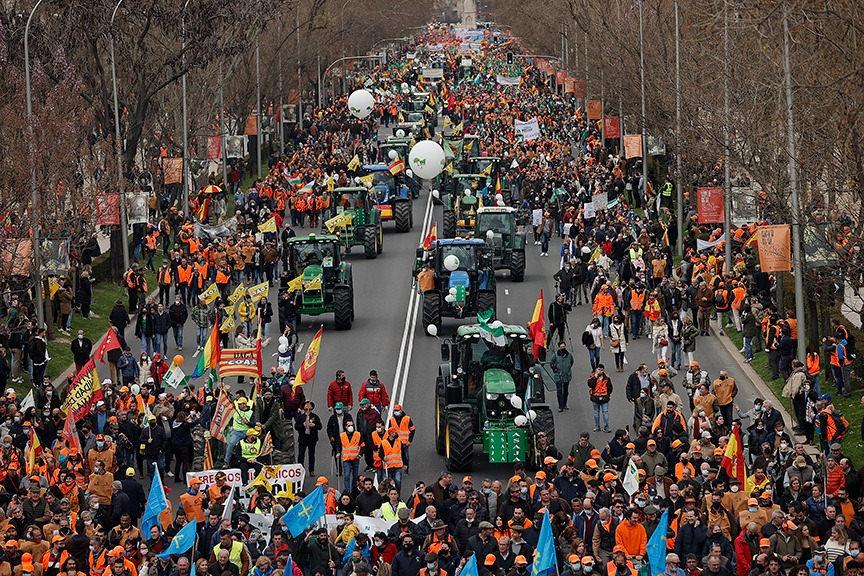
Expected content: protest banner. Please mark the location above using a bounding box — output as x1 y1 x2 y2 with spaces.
162 158 183 185
96 193 120 226
604 116 621 139
755 224 792 272
218 347 261 379
186 468 244 490
697 234 726 252
592 192 608 211
246 281 270 303
207 136 222 160
496 75 521 86
514 118 541 142
696 186 725 224
208 395 235 442
623 135 643 159
587 100 603 120
583 201 596 220
62 358 103 421
243 464 306 496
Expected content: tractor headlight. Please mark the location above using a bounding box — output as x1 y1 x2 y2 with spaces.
456 367 464 374
486 393 499 401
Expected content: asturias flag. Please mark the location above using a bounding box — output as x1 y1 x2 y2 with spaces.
141 465 168 539
158 518 197 558
293 326 323 389
281 485 326 537
647 508 670 576
530 510 557 576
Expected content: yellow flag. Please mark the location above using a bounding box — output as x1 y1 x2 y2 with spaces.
286 275 303 292
304 275 322 291
247 280 270 303
227 284 246 305
453 121 463 134
443 116 452 128
220 315 236 334
325 212 353 233
359 174 374 188
245 465 278 493
479 163 493 177
48 278 60 299
257 217 277 234
347 154 361 171
327 177 335 192
200 283 220 305
588 247 602 263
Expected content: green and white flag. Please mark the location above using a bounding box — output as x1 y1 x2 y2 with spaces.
478 309 506 346
163 364 189 390
622 457 640 495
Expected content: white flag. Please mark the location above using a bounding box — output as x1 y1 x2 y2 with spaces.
622 458 640 495
221 485 235 521
163 364 188 389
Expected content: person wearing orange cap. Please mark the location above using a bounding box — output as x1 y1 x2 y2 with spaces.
316 476 338 514
179 477 208 523
107 546 138 576
39 535 68 576
19 552 39 576
387 404 416 472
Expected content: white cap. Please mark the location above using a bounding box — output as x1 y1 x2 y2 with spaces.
146 377 155 384
102 378 112 385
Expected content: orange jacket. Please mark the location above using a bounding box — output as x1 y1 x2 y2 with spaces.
614 520 647 556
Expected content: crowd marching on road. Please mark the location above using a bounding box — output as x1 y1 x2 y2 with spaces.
0 19 861 576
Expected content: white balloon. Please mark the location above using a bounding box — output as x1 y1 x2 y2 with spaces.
278 335 289 347
528 410 538 421
510 396 523 410
431 189 440 198
445 294 455 303
396 129 406 138
278 344 288 353
496 200 505 207
354 176 361 184
408 140 446 180
449 287 457 295
131 384 140 395
443 254 460 271
581 246 592 255
514 415 528 427
347 89 375 119
495 193 504 201
464 189 473 197
486 230 495 240
388 149 399 160
406 169 413 178
427 324 438 337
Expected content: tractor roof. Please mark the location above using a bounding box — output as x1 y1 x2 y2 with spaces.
361 164 390 172
453 173 487 179
483 368 516 394
456 323 529 337
284 234 340 244
477 206 516 214
434 238 486 247
333 187 368 193
469 156 501 161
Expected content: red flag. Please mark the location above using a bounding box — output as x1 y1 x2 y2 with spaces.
63 409 82 456
528 290 545 359
94 328 121 363
422 223 438 250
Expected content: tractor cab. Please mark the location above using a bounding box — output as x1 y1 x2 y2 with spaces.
283 234 354 329
331 186 382 258
441 173 492 238
467 156 501 181
475 206 525 281
360 164 413 232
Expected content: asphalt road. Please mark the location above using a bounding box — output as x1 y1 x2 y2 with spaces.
151 125 769 496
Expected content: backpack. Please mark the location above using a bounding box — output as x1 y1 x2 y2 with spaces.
582 330 595 349
832 411 849 438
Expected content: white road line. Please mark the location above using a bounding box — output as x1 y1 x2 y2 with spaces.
507 307 512 315
504 289 509 296
389 190 435 413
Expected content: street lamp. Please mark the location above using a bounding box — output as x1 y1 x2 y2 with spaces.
110 0 130 270
24 0 46 327
319 55 383 108
181 0 191 215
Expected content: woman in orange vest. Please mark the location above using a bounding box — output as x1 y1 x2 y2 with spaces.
339 427 362 494
380 430 405 492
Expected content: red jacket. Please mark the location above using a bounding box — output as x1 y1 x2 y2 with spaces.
734 531 756 576
359 380 390 408
327 380 354 409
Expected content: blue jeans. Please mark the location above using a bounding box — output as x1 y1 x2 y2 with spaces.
593 402 609 429
155 333 168 355
173 325 184 348
601 316 611 337
343 459 359 493
143 336 156 357
386 467 403 494
670 341 682 368
196 326 209 348
743 336 753 361
629 311 642 338
223 429 246 466
588 348 601 370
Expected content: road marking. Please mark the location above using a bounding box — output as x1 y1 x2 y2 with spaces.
507 307 512 315
389 190 435 412
504 289 509 296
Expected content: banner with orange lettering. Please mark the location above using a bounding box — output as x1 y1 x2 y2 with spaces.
604 117 621 139
587 100 603 120
755 224 792 272
696 186 725 224
623 135 643 159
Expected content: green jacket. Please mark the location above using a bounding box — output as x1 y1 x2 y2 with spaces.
549 350 574 383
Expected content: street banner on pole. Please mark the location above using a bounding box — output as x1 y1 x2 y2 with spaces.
623 135 643 159
696 186 725 224
604 116 621 139
587 100 603 120
755 224 792 272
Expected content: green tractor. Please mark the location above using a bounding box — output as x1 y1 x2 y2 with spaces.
330 187 383 259
441 174 491 238
380 138 421 199
476 206 526 282
467 156 511 203
361 164 413 232
284 235 354 330
434 324 557 471
415 239 496 335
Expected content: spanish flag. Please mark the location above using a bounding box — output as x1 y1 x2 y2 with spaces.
528 289 545 359
26 426 42 475
196 197 210 221
293 325 324 389
388 158 405 176
721 423 748 489
422 223 438 251
495 177 502 194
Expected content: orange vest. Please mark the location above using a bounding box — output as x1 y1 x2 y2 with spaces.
381 438 404 469
194 263 209 288
114 396 134 413
179 491 206 523
806 353 820 376
89 549 108 576
188 237 200 254
216 270 230 285
145 234 158 250
388 416 414 445
177 265 193 285
606 561 637 576
159 268 172 286
371 431 384 469
732 287 746 309
340 432 362 461
629 291 645 311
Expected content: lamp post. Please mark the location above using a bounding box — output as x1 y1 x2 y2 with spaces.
181 0 191 214
255 40 262 179
319 55 383 107
675 1 683 258
638 0 648 207
24 0 46 327
110 0 130 271
723 0 732 265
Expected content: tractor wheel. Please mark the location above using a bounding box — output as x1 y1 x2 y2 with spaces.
510 249 526 282
363 226 377 259
422 292 442 336
445 409 474 472
333 286 353 330
394 201 412 233
527 404 556 470
442 210 456 239
376 224 383 254
435 381 446 455
477 290 496 316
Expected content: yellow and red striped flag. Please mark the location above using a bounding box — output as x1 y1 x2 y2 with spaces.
388 159 405 176
293 326 324 389
528 290 545 359
26 427 42 475
721 422 748 489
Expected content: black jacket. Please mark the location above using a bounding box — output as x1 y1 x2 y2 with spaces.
294 412 323 444
391 548 425 576
110 305 130 332
121 477 146 519
70 337 93 365
169 302 188 327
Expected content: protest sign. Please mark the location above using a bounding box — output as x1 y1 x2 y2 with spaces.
514 118 541 142
696 186 725 224
756 225 792 272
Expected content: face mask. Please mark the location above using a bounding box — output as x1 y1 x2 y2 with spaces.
346 426 354 433
702 470 710 477
96 442 105 449
851 550 860 558
730 485 739 492
570 565 582 572
336 409 343 415
427 564 437 571
640 391 647 398
748 506 758 513
780 442 788 449
374 540 383 547
520 487 528 495
14 417 20 423
584 565 594 571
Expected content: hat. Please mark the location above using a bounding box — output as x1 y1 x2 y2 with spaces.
671 439 683 448
585 459 598 468
425 552 438 563
52 535 65 544
658 369 668 376
544 456 559 465
20 553 34 572
759 538 771 547
747 498 758 506
644 505 658 514
463 475 473 483
359 398 371 405
484 554 497 566
96 434 105 441
590 449 601 459
190 478 202 486
514 556 528 566
647 439 657 446
783 520 798 530
478 521 494 530
625 442 636 450
568 554 580 564
582 557 595 565
393 404 402 411
4 540 18 549
335 402 345 410
830 443 842 450
397 508 410 520
125 467 135 477
603 472 618 483
535 471 547 480
237 396 249 404
109 546 125 557
431 520 447 530
316 476 328 486
510 475 522 484
713 448 723 455
119 386 129 393
613 545 627 556
245 428 260 436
